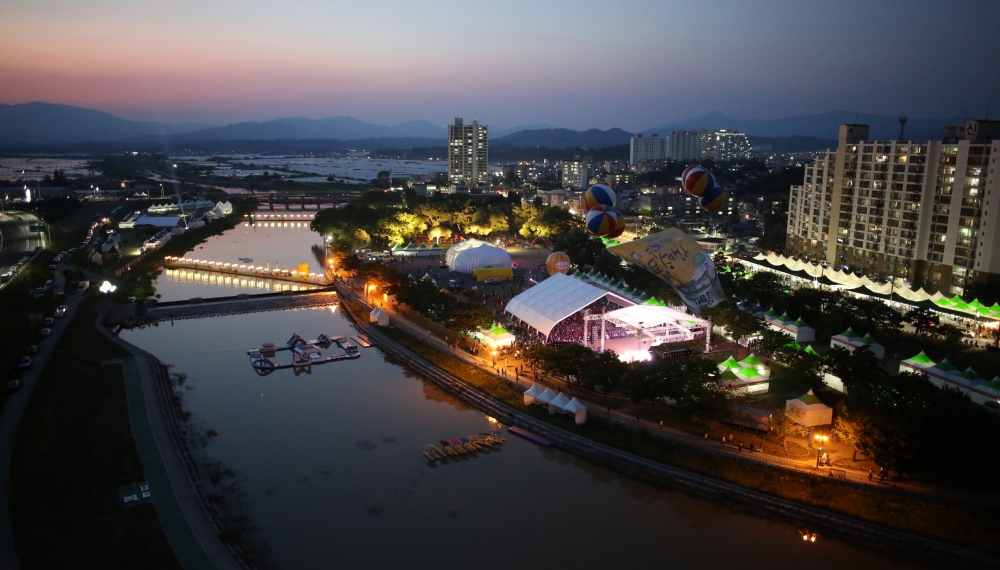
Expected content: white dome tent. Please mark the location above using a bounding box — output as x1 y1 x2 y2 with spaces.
445 239 511 274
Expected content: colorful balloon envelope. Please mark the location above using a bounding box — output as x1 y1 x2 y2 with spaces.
586 205 619 236
700 186 727 212
684 167 715 197
584 184 616 209
546 251 572 275
604 212 627 239
681 164 700 188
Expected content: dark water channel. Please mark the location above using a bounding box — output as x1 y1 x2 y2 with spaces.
122 304 917 569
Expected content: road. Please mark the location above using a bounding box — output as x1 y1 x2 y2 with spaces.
0 210 46 283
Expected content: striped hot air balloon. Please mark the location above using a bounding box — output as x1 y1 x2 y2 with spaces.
604 211 627 239
584 184 616 209
586 205 619 237
546 251 572 275
684 167 715 197
681 164 699 188
700 186 727 212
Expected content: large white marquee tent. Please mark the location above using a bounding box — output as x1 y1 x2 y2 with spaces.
505 273 609 337
445 239 511 274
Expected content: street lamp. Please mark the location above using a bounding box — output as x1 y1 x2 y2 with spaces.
814 433 829 467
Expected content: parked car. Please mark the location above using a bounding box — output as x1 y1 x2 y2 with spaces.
6 379 21 391
40 328 52 337
17 356 31 369
54 306 68 318
43 318 54 327
25 345 39 355
48 264 57 270
77 281 90 292
448 279 460 288
0 272 11 283
484 276 502 284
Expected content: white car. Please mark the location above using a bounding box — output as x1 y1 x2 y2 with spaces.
40 328 52 337
484 276 502 284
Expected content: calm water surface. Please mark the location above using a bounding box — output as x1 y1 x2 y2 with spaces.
122 305 918 570
152 219 323 302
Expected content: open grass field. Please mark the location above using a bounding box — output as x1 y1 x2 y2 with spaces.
8 307 181 569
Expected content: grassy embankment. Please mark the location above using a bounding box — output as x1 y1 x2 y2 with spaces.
9 302 182 569
375 315 1000 555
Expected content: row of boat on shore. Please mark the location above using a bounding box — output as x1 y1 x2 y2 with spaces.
423 433 505 461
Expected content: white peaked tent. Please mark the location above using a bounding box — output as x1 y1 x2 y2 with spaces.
523 383 544 406
536 388 557 406
563 397 588 424
549 392 572 415
369 307 390 326
785 390 833 427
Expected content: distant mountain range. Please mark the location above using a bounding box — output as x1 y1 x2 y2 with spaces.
643 110 963 141
0 102 209 145
0 102 969 149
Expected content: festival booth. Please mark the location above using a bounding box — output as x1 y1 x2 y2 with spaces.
830 328 885 359
446 239 512 274
523 383 544 406
475 325 515 348
562 397 588 424
767 314 816 342
472 267 514 282
785 390 833 427
898 351 1000 405
716 355 770 394
369 307 390 327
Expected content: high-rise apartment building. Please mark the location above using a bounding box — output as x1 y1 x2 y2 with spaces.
448 118 488 187
712 130 752 161
630 133 667 165
668 130 712 161
561 159 588 189
786 121 1000 295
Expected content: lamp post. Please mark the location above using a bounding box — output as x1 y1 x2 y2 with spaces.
814 433 829 467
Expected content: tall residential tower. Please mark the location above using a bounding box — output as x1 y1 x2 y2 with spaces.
786 121 1000 295
448 118 489 188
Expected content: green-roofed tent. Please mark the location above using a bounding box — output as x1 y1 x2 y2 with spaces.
736 366 762 378
720 369 741 381
957 367 983 383
718 356 744 371
763 308 779 318
785 389 833 426
740 354 764 368
804 346 819 355
931 358 959 375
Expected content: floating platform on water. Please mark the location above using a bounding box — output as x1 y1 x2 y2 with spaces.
421 433 504 461
248 333 359 373
350 335 372 348
508 426 552 447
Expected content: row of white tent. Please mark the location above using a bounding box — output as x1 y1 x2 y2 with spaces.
523 384 588 424
750 253 919 297
899 352 1000 406
148 198 225 213
369 307 390 327
737 301 816 342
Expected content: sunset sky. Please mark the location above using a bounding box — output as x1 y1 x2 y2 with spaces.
2 0 998 129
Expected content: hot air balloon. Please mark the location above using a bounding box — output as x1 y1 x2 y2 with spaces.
681 164 699 188
583 184 616 210
546 251 572 275
604 212 627 239
683 167 715 197
700 186 727 212
586 205 619 237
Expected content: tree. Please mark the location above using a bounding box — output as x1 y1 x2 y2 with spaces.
930 323 963 343
825 345 882 392
757 328 794 357
904 308 939 337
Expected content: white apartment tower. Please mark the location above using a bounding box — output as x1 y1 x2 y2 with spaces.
630 133 667 165
448 118 489 187
561 159 588 189
668 130 713 161
786 121 1000 295
712 130 752 161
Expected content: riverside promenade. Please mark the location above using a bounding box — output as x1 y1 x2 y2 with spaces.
337 282 999 567
147 290 339 321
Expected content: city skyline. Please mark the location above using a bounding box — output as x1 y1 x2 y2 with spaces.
2 0 998 129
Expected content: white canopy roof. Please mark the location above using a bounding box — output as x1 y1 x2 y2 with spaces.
550 392 572 410
505 273 609 337
602 304 703 330
536 387 557 404
524 383 544 398
563 397 587 413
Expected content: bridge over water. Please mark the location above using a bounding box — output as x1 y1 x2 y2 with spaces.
146 290 340 321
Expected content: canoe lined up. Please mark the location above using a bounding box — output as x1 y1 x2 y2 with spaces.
422 433 505 461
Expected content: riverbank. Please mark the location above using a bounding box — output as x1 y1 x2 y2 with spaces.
339 294 1000 565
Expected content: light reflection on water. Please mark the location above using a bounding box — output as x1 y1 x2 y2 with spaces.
152 217 324 302
122 307 918 570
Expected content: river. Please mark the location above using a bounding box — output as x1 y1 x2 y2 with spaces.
126 225 918 569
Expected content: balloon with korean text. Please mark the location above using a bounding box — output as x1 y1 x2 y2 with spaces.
583 184 616 210
585 205 619 237
607 228 725 315
546 251 572 275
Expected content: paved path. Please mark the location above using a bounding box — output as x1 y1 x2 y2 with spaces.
118 357 218 570
148 290 338 321
101 329 245 570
